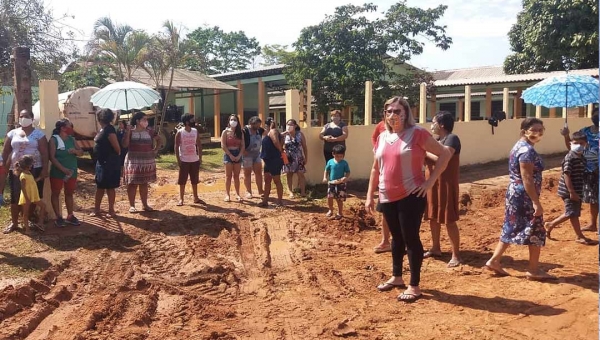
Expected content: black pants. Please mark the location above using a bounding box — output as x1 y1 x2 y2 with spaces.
381 194 426 287
323 150 334 163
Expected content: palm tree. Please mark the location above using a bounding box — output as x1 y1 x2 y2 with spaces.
91 17 149 81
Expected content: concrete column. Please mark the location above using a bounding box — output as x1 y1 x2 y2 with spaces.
305 79 312 125
535 105 542 118
258 78 265 123
549 108 557 118
464 85 472 122
588 103 594 117
285 89 300 123
213 89 220 138
419 83 427 124
364 80 372 125
562 107 567 119
485 87 492 118
514 88 522 119
502 87 509 114
236 80 244 123
457 98 464 121
39 80 60 219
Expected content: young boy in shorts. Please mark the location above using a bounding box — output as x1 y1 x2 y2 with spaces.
323 144 350 220
546 131 596 245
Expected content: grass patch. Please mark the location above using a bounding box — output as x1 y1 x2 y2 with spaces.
156 147 223 171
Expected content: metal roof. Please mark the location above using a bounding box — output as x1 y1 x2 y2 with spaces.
434 67 599 87
126 68 238 91
211 64 286 82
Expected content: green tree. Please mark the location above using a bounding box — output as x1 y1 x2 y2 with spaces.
183 26 261 74
284 1 451 118
90 17 150 81
0 0 75 83
59 62 110 92
504 0 599 74
260 44 296 66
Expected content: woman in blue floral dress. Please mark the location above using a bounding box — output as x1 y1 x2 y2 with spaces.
485 118 555 281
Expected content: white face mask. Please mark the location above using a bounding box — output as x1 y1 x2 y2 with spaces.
229 120 238 128
139 120 148 129
19 117 33 127
571 143 585 153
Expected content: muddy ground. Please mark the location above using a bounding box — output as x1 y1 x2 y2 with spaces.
0 154 597 340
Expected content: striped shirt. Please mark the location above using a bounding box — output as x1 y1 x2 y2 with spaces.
557 151 586 198
374 126 429 203
580 126 598 172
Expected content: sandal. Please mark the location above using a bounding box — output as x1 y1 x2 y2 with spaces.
3 223 15 234
143 206 155 212
423 251 442 258
376 282 407 292
176 201 184 207
397 292 422 303
30 223 45 232
244 193 253 199
258 201 269 208
575 237 597 245
224 196 231 202
447 258 462 268
193 198 206 204
129 207 138 213
235 196 243 202
334 214 342 220
373 244 392 254
326 211 333 217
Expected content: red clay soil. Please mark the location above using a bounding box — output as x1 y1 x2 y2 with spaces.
0 155 596 340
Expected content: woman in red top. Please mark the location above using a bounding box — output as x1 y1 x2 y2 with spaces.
366 96 451 303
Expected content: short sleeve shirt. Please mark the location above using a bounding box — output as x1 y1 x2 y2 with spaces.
440 133 461 154
374 126 430 203
7 128 45 170
325 159 350 181
557 151 586 198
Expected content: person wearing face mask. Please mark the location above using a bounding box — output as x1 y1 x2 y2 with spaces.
282 119 308 198
485 118 555 281
2 110 49 234
122 111 158 213
175 113 203 206
49 119 83 227
545 132 596 245
560 109 599 233
365 96 451 303
221 114 245 202
242 116 265 199
424 111 463 267
319 110 349 163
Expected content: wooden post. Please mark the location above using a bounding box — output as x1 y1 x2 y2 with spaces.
549 108 557 118
364 80 372 125
419 83 427 124
236 80 244 123
188 97 194 115
578 107 585 117
464 86 472 122
457 98 464 121
258 77 265 123
429 92 437 119
213 89 220 138
514 89 522 118
12 47 32 121
485 87 492 118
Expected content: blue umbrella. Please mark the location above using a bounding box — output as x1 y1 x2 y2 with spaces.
522 74 599 122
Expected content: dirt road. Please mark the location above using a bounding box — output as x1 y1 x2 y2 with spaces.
0 155 597 340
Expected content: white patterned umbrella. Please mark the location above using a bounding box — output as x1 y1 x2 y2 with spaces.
90 81 161 111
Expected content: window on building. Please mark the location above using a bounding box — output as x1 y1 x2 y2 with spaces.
470 101 482 120
439 103 457 119
491 100 503 117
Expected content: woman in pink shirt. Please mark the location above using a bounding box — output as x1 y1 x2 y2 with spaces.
366 96 451 303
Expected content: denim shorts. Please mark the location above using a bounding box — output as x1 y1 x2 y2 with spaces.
242 152 262 169
223 149 241 164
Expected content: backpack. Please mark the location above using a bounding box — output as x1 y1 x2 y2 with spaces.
243 126 265 149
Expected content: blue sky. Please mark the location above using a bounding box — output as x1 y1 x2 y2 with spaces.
46 0 522 71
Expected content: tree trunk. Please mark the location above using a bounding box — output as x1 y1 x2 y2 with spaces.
156 67 175 137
